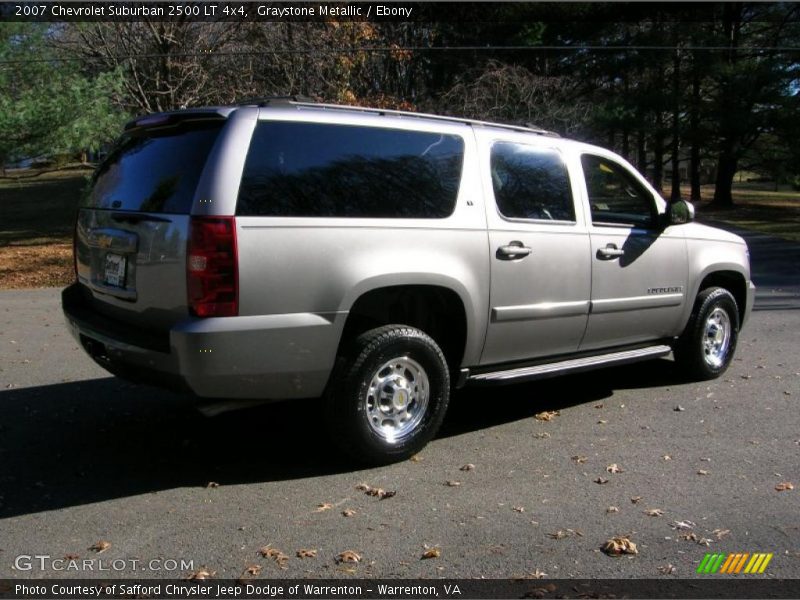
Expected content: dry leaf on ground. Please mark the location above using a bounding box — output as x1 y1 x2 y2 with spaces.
342 509 356 517
421 547 441 559
658 563 677 575
606 506 620 513
513 506 525 513
712 529 731 539
527 569 548 579
534 411 559 421
88 541 110 554
630 496 643 504
606 464 623 474
358 484 397 499
445 480 461 487
336 550 361 564
259 546 289 568
775 482 794 491
594 477 609 484
571 455 588 464
697 470 709 476
602 535 638 556
662 455 672 461
315 502 333 512
460 463 475 471
409 454 423 462
533 432 551 439
296 549 317 559
644 508 664 517
206 482 220 488
237 564 261 582
185 568 215 580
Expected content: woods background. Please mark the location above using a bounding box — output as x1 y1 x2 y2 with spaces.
2 2 799 207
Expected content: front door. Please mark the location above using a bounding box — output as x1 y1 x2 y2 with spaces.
579 153 689 351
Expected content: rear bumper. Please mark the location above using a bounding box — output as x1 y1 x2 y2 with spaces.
62 284 346 399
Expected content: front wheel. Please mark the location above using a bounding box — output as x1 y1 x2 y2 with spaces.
325 325 450 465
674 287 740 380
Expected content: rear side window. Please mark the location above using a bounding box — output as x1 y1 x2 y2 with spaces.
84 120 223 213
236 122 464 218
490 143 575 222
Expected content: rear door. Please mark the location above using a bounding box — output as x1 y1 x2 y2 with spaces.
75 115 226 331
579 153 688 350
478 132 591 365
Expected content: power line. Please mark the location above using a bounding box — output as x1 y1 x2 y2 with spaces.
2 45 800 65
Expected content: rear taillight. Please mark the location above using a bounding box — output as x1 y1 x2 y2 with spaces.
187 216 238 317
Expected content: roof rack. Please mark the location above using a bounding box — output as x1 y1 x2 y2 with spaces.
235 95 316 107
257 99 559 137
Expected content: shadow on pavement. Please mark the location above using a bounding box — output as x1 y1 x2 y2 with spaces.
0 358 680 519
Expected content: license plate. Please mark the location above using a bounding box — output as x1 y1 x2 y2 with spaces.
104 253 127 288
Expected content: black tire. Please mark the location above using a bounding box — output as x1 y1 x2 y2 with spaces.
674 287 740 380
325 325 450 465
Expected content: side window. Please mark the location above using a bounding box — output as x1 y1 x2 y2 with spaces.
236 122 464 218
581 154 657 227
490 142 575 222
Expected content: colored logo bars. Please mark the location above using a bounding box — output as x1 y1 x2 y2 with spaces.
697 552 773 574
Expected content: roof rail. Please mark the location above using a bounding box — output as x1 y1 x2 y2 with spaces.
235 95 316 107
258 99 559 137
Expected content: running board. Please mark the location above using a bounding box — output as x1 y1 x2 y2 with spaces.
467 344 672 385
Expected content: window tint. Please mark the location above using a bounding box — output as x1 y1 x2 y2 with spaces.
84 121 223 213
490 143 575 222
581 154 657 227
236 122 464 218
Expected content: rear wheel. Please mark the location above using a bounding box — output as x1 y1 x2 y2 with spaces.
674 287 739 380
325 325 450 465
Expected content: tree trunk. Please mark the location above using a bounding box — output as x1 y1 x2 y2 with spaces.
637 128 647 175
689 61 702 202
670 45 681 202
712 148 737 207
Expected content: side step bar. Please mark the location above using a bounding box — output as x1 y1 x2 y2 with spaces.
466 344 672 385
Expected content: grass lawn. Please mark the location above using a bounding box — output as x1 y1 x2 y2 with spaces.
0 170 798 289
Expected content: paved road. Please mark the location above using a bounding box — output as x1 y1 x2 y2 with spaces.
0 227 798 581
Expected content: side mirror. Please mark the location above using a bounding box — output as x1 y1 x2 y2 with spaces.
666 200 695 226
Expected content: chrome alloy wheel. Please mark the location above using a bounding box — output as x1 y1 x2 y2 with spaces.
364 356 429 444
703 307 732 368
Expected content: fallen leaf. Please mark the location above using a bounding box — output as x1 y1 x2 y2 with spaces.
338 566 357 575
445 480 461 487
236 564 261 583
355 483 370 491
644 508 664 517
674 405 685 412
630 496 643 504
597 419 608 424
296 549 317 558
571 455 588 464
679 532 711 546
533 432 551 439
185 567 215 580
697 470 709 476
606 463 623 474
547 530 568 540
336 550 361 564
409 454 423 462
206 481 220 489
602 535 638 556
662 455 672 461
64 554 80 560
513 506 525 513
594 477 609 484
89 541 110 554
658 563 677 575
670 520 696 530
315 502 333 512
259 546 289 568
712 528 731 539
534 410 559 421
342 508 356 517
528 568 548 579
775 482 794 491
594 403 604 409
606 506 620 514
421 547 441 559
460 463 475 471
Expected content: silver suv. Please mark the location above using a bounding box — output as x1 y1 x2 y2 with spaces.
63 100 754 463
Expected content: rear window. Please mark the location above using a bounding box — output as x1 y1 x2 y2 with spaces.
236 121 464 218
83 120 223 213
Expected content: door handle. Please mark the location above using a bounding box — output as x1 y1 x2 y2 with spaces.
497 242 532 260
597 244 625 259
